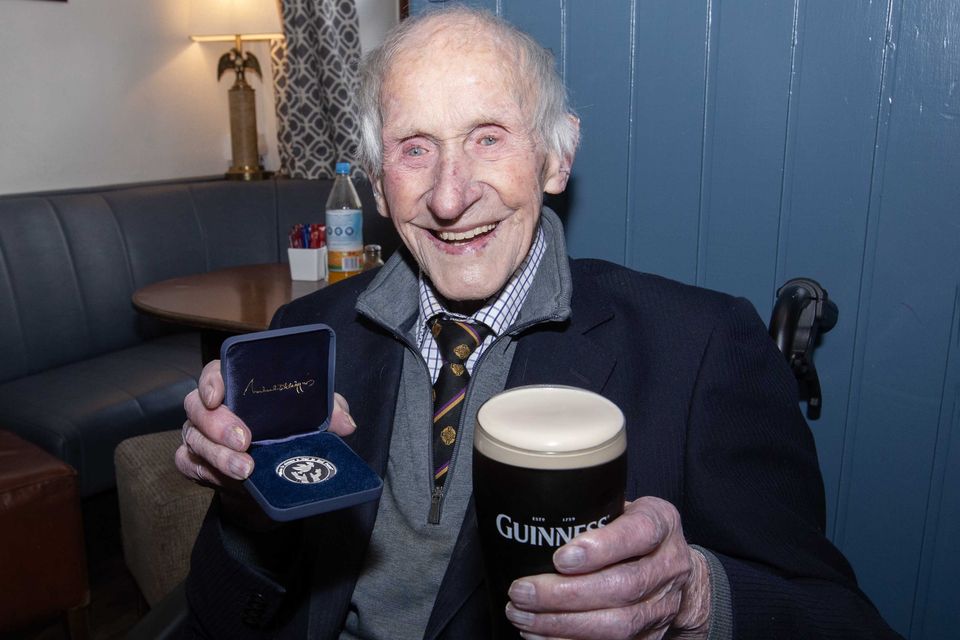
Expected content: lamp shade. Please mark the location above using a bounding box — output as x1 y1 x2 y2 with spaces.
190 0 284 42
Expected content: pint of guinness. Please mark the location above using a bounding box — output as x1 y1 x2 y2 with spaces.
473 385 627 638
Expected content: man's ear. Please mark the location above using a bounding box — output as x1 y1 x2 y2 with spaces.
542 114 580 195
543 156 572 195
373 177 390 218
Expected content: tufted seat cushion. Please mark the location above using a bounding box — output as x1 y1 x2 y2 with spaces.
0 333 201 497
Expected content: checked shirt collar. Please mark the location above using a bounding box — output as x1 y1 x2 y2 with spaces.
416 224 546 382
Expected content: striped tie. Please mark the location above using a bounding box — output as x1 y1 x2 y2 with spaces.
428 317 491 524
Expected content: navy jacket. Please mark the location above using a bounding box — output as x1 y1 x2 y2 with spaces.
185 258 899 639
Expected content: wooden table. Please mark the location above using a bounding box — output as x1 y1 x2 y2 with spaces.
132 263 326 363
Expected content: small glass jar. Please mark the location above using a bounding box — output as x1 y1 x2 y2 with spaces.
362 244 384 271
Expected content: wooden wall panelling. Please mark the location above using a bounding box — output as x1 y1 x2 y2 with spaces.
908 7 960 630
836 0 960 633
627 1 710 284
696 0 796 310
911 299 960 639
774 0 891 532
500 0 563 60
561 1 635 263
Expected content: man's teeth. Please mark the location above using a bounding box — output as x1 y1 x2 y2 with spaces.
438 224 496 242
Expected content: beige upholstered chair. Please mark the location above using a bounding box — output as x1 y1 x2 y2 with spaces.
115 430 213 606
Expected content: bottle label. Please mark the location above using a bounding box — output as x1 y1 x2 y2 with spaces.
326 209 363 251
327 249 363 283
335 254 363 272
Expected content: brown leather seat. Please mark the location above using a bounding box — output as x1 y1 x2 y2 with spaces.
0 430 89 638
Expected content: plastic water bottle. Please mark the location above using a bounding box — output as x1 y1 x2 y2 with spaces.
324 162 364 283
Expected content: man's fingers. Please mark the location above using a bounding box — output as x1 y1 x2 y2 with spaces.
180 421 253 481
183 391 250 452
198 359 224 408
509 551 688 613
551 497 678 575
176 442 224 487
504 496 704 639
504 593 680 640
329 392 358 436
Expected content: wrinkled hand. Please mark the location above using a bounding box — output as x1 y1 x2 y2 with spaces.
175 359 357 488
505 497 711 640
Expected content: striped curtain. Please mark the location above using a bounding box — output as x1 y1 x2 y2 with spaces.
271 0 362 179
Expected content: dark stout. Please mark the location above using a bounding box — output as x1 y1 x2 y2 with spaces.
473 385 626 639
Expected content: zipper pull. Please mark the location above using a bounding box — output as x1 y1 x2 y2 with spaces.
428 485 444 524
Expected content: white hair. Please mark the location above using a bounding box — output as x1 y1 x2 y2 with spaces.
356 6 579 179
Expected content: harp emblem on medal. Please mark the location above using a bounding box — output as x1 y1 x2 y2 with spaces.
276 456 337 484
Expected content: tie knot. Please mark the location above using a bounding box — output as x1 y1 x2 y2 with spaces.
430 317 491 364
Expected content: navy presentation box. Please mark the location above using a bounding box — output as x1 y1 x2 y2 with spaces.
221 324 383 521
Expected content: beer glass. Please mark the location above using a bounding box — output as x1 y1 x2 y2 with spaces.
473 385 627 638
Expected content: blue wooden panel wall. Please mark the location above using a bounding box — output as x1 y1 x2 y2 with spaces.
412 1 959 637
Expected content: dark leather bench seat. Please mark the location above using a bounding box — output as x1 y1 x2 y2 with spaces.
0 333 200 497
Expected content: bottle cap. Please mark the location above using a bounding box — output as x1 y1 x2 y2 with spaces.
335 162 351 175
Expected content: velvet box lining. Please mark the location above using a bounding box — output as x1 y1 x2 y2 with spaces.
221 324 383 521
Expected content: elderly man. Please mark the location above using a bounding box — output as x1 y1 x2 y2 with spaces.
177 7 899 640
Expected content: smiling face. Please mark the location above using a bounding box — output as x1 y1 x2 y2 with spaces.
374 19 572 303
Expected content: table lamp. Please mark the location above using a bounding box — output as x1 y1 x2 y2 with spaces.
190 0 284 181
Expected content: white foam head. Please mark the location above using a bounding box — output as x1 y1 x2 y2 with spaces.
475 385 626 470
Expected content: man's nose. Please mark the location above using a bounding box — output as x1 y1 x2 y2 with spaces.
427 149 482 220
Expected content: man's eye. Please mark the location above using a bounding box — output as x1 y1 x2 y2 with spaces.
479 135 498 146
405 145 426 157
